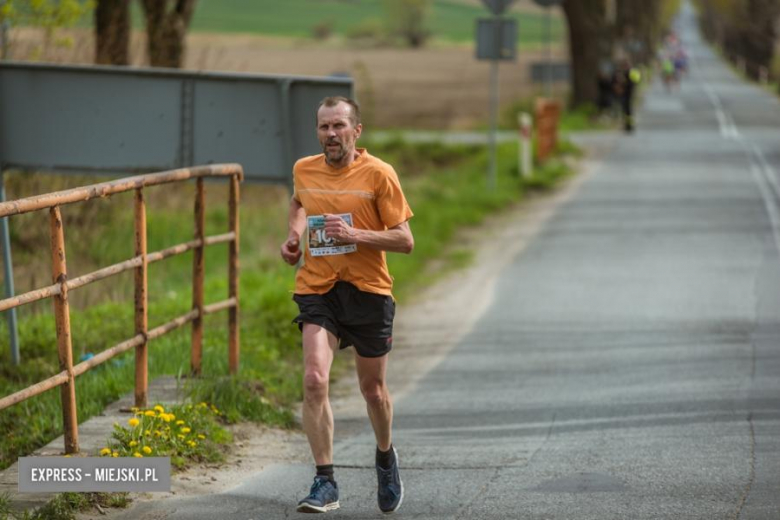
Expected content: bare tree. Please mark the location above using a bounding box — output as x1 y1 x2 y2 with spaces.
141 0 197 68
95 0 130 65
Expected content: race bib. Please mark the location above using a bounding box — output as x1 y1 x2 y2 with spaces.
307 214 357 257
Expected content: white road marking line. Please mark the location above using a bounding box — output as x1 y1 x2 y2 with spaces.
703 83 739 140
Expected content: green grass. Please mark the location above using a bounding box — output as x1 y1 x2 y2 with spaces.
0 491 130 520
122 0 566 46
0 136 577 474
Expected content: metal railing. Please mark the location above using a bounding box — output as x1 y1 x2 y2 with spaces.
0 164 243 454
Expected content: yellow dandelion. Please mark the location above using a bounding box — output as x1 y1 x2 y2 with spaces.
133 452 143 458
181 427 191 434
188 441 197 448
177 434 185 440
142 446 152 455
153 405 165 414
144 410 156 417
154 431 162 437
100 447 111 456
197 434 205 440
128 418 140 427
112 451 119 458
129 440 138 447
176 420 185 426
160 413 173 423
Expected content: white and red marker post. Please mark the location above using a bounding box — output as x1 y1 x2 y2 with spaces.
518 112 533 178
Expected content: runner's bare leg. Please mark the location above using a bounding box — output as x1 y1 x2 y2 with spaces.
302 323 339 465
355 352 393 451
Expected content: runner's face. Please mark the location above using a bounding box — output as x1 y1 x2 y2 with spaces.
317 103 362 167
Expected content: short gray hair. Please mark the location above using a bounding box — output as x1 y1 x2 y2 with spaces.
317 96 361 127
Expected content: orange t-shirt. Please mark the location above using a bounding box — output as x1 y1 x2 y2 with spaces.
293 148 413 296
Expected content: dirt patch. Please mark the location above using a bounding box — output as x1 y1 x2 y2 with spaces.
8 28 567 129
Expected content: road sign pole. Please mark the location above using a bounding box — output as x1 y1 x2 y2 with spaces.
0 169 20 365
546 5 552 97
488 58 499 190
478 1 518 190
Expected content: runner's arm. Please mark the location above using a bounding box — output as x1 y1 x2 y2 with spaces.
281 196 306 265
324 215 413 254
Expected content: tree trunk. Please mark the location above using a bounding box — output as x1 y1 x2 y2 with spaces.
95 0 130 65
739 0 779 80
563 0 609 108
141 0 197 68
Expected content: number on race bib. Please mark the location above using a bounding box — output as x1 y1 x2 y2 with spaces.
307 214 357 257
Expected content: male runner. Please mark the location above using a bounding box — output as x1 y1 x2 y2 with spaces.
280 96 414 514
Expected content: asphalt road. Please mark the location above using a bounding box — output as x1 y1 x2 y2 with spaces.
115 4 780 519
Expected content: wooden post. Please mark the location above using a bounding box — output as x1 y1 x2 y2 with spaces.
134 189 148 408
191 178 205 376
50 206 78 454
228 174 240 374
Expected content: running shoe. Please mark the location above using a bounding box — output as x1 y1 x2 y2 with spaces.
376 447 404 513
297 476 340 513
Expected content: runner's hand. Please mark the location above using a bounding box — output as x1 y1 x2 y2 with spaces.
281 237 302 265
324 214 357 243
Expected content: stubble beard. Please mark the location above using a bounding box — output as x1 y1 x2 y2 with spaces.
324 141 348 167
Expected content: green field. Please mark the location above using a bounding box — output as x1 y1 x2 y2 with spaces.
127 0 565 45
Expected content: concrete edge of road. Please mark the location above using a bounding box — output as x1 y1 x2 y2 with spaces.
1 129 619 517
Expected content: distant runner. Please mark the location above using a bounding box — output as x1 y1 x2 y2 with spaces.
613 59 641 133
280 96 414 514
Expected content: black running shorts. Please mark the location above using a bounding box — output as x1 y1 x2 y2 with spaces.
292 281 395 358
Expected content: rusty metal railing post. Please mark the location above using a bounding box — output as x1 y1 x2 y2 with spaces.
134 188 148 408
228 174 240 374
49 206 78 454
191 178 205 376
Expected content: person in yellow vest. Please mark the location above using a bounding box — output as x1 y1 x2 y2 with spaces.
280 96 414 514
613 59 642 133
